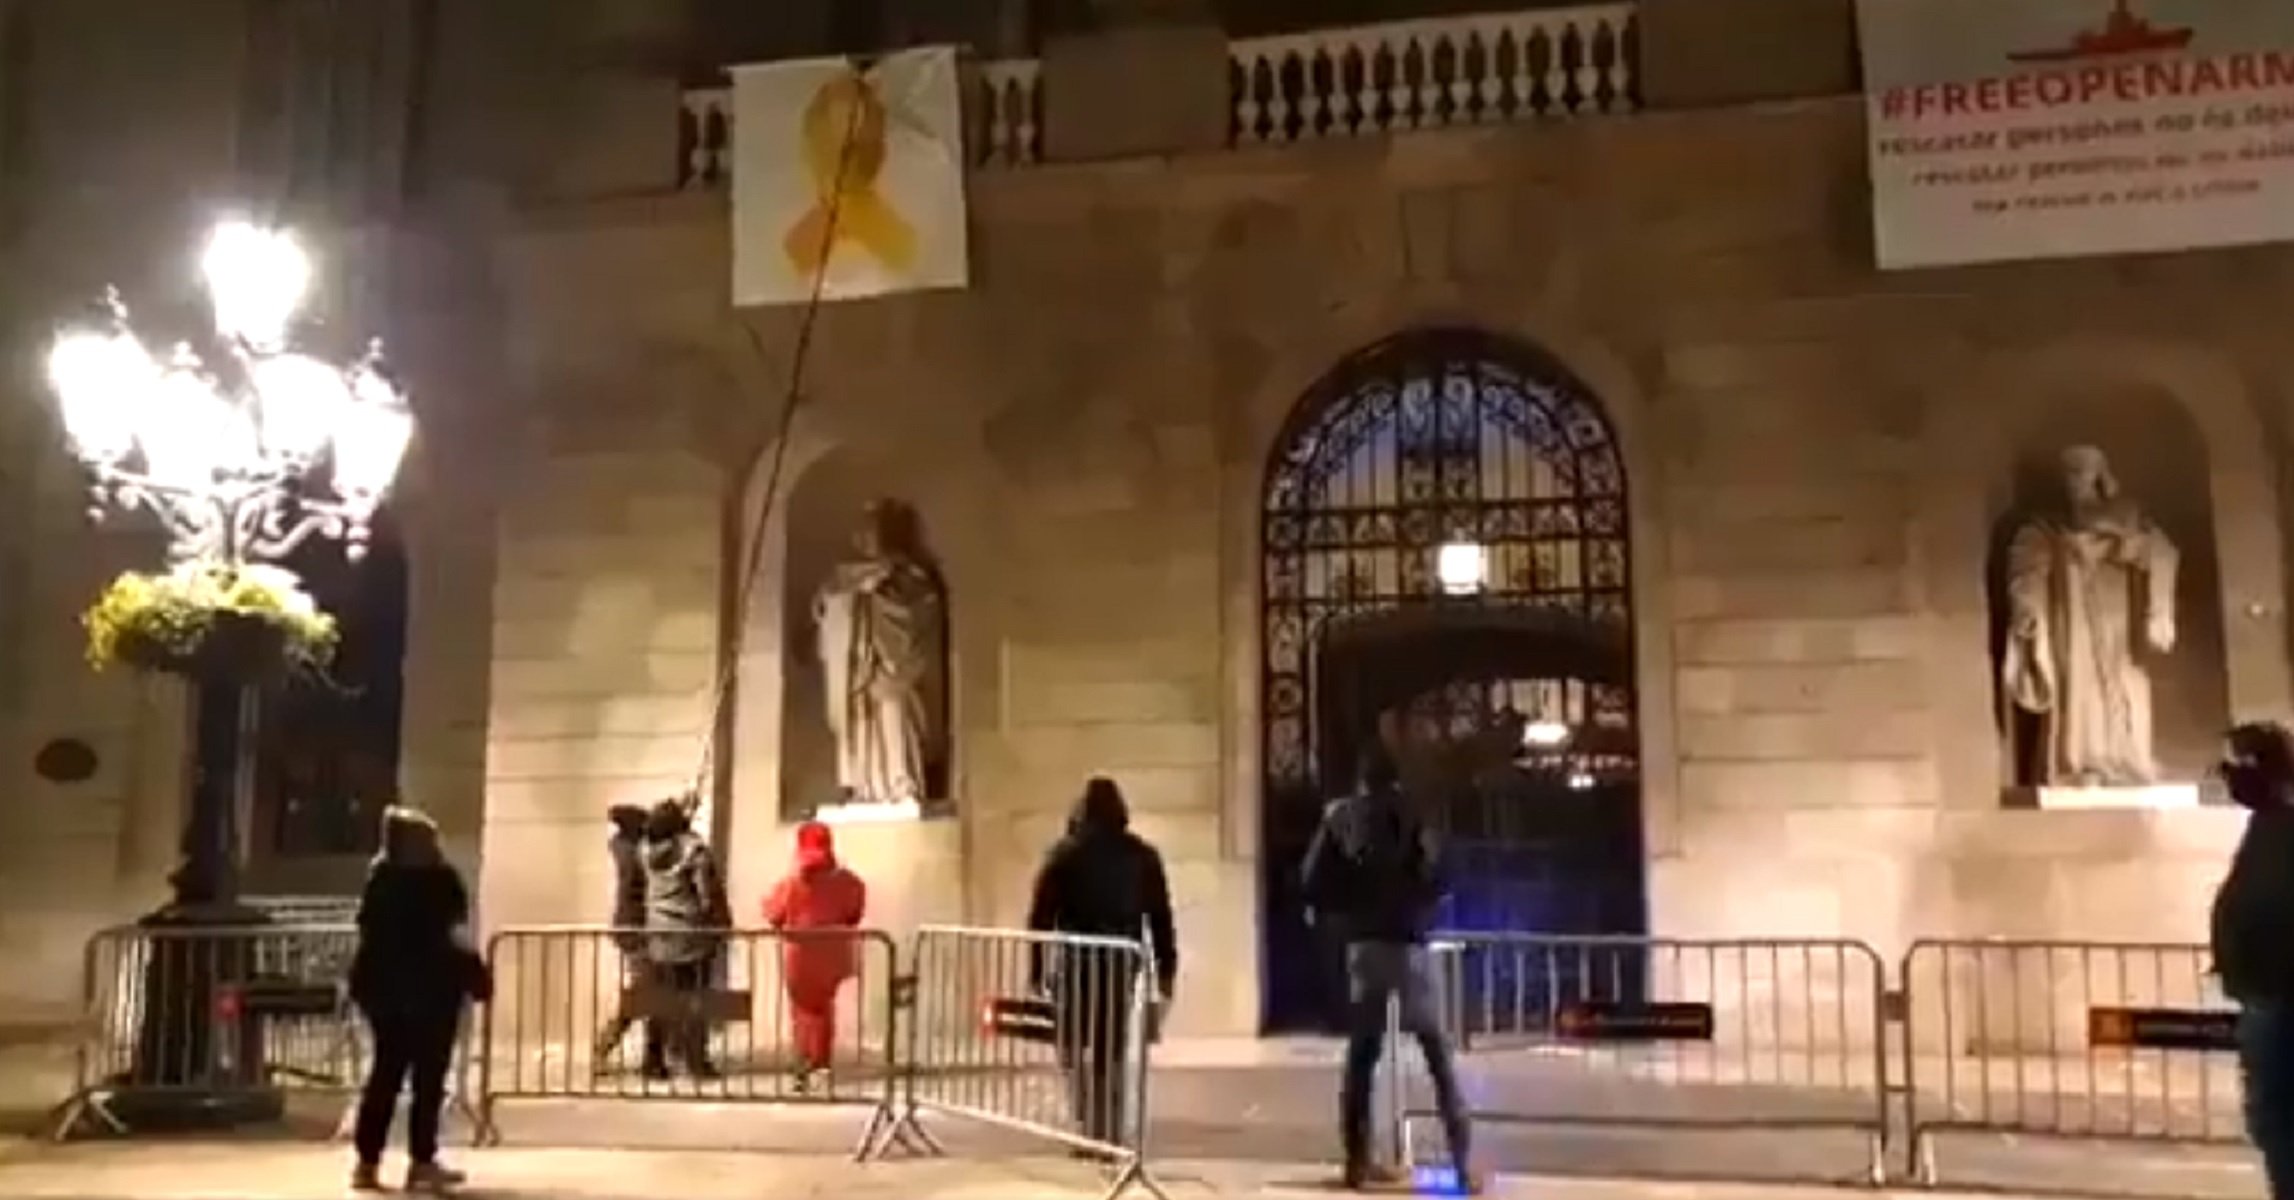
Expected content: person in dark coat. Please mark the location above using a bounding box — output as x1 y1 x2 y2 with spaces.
347 807 486 1194
591 804 652 1064
1025 776 1177 1151
1300 751 1478 1194
639 798 729 1080
2214 722 2294 1198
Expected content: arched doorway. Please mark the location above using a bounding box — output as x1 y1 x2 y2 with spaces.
1258 327 1647 1033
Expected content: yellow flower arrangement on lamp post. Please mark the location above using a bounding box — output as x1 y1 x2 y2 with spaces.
82 560 340 680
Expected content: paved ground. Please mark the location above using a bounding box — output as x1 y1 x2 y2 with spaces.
0 1036 2267 1199
0 1143 2218 1200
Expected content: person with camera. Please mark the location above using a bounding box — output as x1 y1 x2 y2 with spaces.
2214 722 2294 1199
347 807 488 1193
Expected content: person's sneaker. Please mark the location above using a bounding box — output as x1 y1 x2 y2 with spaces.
404 1161 466 1193
348 1162 383 1192
1342 1162 1407 1190
1452 1167 1488 1196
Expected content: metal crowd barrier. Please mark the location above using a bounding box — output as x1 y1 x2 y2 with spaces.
47 922 478 1141
1385 933 1891 1185
1899 939 2239 1185
48 919 2260 1194
474 925 916 1155
904 925 1168 1200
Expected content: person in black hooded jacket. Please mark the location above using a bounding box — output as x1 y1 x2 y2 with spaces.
2213 722 2294 1198
1026 776 1177 1150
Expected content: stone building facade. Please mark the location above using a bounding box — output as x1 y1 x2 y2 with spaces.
2 0 2289 1039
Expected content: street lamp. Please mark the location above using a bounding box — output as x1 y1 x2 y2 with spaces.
46 220 413 913
43 220 413 1115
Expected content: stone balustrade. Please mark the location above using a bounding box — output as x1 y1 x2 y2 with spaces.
973 58 1044 168
1230 4 1638 144
678 58 1042 188
675 89 729 188
675 5 1635 188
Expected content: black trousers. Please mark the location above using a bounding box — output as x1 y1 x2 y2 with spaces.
2241 1001 2294 1200
641 958 715 1072
354 1002 458 1167
1340 941 1471 1172
1058 968 1136 1147
594 950 645 1056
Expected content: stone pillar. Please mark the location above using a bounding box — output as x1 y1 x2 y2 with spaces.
236 0 429 223
1636 0 1858 110
1038 0 1228 162
530 0 695 198
0 0 25 244
987 0 1033 57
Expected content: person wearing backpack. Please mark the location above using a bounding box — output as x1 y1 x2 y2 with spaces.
638 799 729 1081
1300 750 1479 1195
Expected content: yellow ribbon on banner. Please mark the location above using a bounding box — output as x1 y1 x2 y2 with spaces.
783 69 919 279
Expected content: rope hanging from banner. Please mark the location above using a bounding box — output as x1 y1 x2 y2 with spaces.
681 61 875 817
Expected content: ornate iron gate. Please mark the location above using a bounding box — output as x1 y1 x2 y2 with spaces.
1258 327 1643 1031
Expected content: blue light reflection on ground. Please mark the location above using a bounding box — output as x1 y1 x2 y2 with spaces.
1409 1164 1477 1194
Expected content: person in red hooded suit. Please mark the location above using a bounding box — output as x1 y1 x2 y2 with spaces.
762 821 868 1092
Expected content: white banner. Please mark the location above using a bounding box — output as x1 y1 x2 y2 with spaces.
1856 0 2294 269
730 47 970 306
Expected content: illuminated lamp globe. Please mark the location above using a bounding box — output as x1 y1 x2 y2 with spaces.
137 348 255 489
47 328 158 466
249 353 350 464
202 221 310 350
333 357 414 514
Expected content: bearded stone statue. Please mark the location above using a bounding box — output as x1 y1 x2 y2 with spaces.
813 501 948 807
2000 445 2180 787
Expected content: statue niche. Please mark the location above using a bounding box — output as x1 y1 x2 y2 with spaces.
1994 445 2181 790
811 499 951 812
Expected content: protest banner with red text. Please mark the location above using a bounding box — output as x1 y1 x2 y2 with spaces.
1856 0 2294 269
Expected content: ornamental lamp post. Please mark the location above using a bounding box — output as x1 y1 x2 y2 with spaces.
45 220 413 920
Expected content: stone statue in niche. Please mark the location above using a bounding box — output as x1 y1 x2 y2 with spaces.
2000 445 2180 786
813 499 949 809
